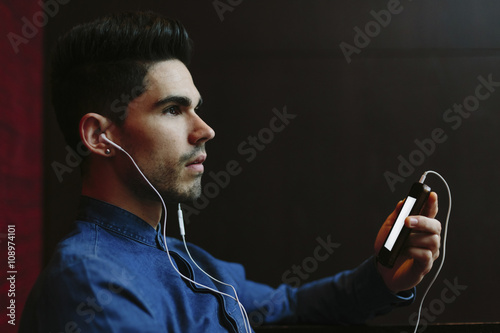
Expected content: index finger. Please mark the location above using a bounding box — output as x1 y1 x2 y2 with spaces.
420 191 438 219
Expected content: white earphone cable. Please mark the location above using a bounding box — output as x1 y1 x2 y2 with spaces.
178 204 251 333
413 170 452 333
103 135 251 333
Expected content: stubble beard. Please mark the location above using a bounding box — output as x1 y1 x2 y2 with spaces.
129 149 205 204
155 172 202 203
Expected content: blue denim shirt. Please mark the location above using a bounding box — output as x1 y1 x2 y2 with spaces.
20 196 414 332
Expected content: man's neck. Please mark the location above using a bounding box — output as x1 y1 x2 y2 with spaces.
81 170 162 229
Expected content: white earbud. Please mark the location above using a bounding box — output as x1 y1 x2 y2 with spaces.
100 133 124 153
99 132 109 142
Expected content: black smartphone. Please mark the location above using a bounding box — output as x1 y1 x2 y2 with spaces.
377 182 431 268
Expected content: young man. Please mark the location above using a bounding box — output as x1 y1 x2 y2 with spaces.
20 11 441 332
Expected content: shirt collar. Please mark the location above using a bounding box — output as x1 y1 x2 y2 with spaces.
77 196 163 249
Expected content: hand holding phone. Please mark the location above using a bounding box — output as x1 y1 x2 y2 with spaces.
377 181 431 268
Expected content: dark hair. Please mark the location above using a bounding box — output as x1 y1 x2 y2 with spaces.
51 11 193 150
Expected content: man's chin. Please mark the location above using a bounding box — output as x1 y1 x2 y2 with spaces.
161 184 202 204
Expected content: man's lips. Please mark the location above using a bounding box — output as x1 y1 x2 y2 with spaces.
185 154 206 172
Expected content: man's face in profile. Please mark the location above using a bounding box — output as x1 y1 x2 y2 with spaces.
113 59 215 203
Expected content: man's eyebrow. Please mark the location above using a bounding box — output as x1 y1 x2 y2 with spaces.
153 95 203 109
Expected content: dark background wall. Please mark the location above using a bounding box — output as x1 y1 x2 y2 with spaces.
44 0 500 326
2 2 43 330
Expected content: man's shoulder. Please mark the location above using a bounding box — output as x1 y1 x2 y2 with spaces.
45 221 99 273
43 220 140 282
20 226 160 333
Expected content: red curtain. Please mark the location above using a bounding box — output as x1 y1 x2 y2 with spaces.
0 1 43 331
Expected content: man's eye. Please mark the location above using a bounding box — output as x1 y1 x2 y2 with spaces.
163 105 181 115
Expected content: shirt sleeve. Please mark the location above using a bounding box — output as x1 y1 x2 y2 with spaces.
240 256 415 326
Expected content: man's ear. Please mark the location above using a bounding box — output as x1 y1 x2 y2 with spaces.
79 113 115 157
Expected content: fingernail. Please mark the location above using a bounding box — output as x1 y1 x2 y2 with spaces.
408 217 418 227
